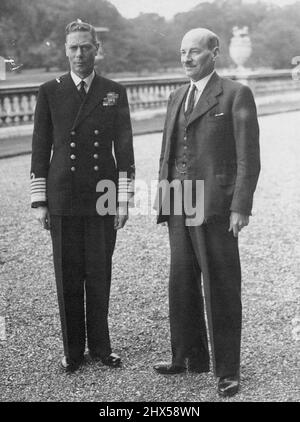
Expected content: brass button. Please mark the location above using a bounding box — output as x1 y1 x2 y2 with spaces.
70 154 76 160
183 145 187 150
70 142 76 148
71 166 76 172
182 163 186 168
94 165 99 171
94 141 99 147
94 129 100 135
183 136 187 141
93 154 99 159
70 131 76 136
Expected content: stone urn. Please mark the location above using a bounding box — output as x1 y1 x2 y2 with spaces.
229 26 252 71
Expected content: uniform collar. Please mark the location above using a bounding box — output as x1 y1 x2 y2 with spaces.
70 69 95 90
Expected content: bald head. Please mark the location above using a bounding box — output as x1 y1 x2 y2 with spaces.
182 28 219 51
180 28 220 81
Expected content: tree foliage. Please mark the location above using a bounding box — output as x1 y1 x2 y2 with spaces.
0 0 299 72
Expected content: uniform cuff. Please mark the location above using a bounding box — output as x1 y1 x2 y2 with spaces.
30 177 47 203
118 177 134 205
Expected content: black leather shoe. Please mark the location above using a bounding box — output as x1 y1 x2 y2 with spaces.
217 374 240 397
60 356 83 373
101 352 122 368
153 362 186 375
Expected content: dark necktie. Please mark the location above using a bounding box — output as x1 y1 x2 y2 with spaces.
185 84 196 119
79 80 86 101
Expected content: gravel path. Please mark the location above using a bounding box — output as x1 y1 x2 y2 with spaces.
0 111 299 402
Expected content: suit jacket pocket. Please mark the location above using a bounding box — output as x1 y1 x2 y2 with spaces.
206 115 230 123
216 174 236 185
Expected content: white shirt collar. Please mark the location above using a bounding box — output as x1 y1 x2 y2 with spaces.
191 70 215 93
70 69 95 91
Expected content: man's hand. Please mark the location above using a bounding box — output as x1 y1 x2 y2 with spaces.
229 212 249 238
32 206 51 230
114 206 128 230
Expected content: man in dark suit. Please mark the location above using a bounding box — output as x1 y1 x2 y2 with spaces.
154 28 260 397
30 21 134 372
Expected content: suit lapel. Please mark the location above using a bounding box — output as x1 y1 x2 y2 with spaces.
187 72 223 126
56 73 82 124
168 84 189 134
73 74 107 129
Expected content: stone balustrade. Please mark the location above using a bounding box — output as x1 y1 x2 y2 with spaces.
0 85 38 126
118 76 187 112
0 70 299 126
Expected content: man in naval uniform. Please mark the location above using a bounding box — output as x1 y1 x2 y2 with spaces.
154 28 260 397
30 21 135 372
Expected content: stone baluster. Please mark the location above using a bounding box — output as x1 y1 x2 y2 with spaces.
148 85 154 108
29 94 37 121
20 95 28 123
3 96 12 125
11 95 20 124
141 85 148 108
131 86 139 111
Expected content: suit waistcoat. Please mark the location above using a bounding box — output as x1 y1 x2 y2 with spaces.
170 96 190 181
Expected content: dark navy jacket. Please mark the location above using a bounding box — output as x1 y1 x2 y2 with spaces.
31 72 134 215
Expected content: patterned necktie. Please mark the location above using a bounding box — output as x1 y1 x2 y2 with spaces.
185 84 196 119
79 80 86 101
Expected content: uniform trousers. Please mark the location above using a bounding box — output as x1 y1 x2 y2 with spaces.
50 215 116 362
168 208 242 378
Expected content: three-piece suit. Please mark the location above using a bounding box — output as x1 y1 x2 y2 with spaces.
157 72 260 377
